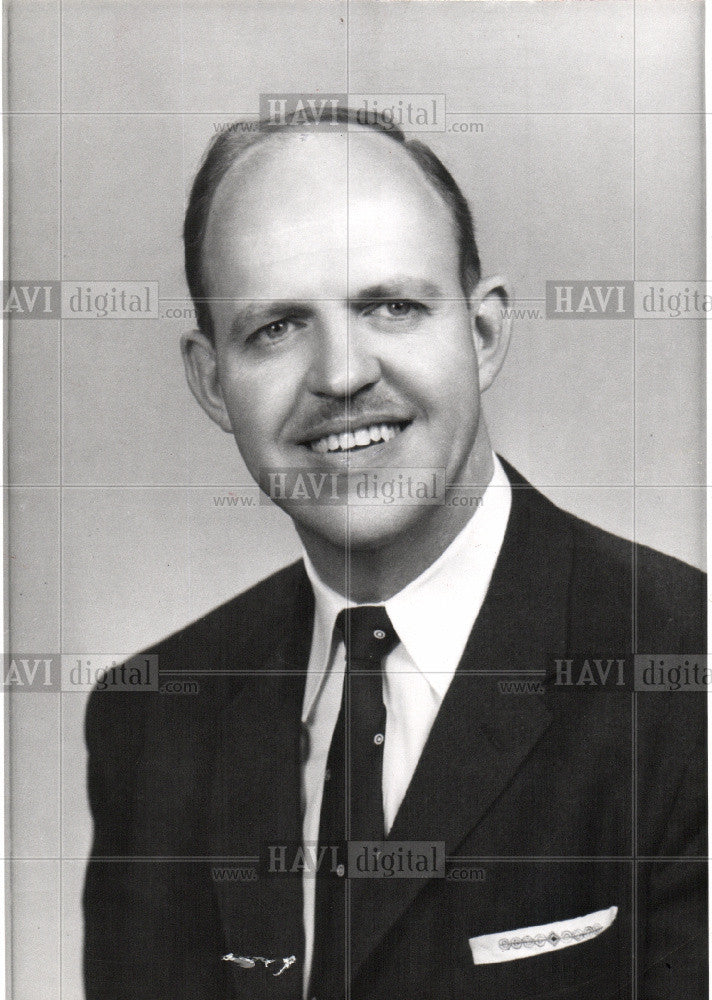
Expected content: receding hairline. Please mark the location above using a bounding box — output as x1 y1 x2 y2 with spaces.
202 124 461 266
184 112 481 340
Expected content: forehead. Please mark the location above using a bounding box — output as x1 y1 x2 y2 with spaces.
202 129 460 298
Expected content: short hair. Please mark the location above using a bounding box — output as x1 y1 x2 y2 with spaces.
183 107 481 341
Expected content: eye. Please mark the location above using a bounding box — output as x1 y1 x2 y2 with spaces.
247 318 298 346
366 300 425 321
385 301 414 317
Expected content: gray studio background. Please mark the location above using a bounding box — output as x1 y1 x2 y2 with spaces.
6 2 705 997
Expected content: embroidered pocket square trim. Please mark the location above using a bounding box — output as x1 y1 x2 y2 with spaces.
469 905 618 965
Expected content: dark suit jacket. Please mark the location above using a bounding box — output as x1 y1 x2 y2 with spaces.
84 460 707 1000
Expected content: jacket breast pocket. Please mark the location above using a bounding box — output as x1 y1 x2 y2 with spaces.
454 903 628 1000
469 905 618 965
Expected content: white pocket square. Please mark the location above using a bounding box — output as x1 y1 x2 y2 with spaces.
469 905 618 965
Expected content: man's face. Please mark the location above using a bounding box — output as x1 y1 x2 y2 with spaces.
201 129 485 550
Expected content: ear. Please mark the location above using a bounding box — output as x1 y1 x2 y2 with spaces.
468 275 513 393
180 330 234 433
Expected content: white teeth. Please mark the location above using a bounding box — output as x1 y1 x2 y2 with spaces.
309 422 405 453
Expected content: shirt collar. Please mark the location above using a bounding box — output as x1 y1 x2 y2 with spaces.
302 454 512 716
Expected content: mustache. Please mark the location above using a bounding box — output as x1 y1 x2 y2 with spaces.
301 395 406 424
290 393 413 441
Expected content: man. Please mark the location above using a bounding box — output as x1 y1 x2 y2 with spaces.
84 110 706 1000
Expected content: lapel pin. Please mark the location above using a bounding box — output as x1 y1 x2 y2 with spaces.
222 954 296 977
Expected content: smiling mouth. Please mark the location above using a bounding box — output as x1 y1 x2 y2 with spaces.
307 421 409 454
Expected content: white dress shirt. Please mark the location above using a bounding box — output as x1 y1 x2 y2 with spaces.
299 454 512 996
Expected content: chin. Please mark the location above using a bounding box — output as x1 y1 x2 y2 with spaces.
292 502 432 553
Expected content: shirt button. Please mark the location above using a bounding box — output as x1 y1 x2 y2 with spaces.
336 863 345 877
373 733 384 746
373 629 386 640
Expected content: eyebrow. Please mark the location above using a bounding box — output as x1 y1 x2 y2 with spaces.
229 300 313 338
228 279 446 337
351 279 444 303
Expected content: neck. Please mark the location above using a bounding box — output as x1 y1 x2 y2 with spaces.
298 434 495 603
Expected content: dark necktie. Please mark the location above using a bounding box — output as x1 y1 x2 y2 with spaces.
310 605 400 1000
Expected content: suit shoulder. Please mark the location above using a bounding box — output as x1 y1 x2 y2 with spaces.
563 506 705 652
144 558 307 658
85 559 308 746
499 458 705 651
568 508 704 599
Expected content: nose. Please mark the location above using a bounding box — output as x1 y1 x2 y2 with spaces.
305 308 381 398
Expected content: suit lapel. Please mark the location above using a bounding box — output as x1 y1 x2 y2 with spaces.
350 465 574 977
209 567 313 999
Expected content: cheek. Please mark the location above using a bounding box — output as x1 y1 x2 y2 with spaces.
392 325 478 407
436 327 481 401
218 364 295 451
